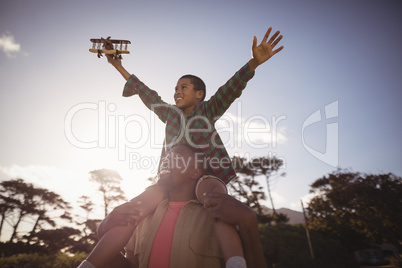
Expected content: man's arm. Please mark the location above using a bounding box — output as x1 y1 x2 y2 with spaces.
79 202 142 268
97 201 142 239
203 192 267 268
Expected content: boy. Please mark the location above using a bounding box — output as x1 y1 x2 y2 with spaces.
80 27 283 268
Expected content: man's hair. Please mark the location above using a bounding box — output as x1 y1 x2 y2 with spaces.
180 74 206 102
171 144 207 171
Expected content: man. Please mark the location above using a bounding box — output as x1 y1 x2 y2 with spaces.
80 144 267 268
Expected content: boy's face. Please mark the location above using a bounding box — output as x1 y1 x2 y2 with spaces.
174 78 203 115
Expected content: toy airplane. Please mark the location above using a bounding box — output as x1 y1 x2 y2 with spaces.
89 37 131 59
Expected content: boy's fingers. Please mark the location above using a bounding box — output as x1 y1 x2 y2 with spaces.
268 31 280 45
203 192 223 198
262 27 272 43
252 36 257 50
271 35 283 49
273 46 284 55
129 200 142 205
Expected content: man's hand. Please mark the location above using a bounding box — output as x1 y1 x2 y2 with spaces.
248 27 284 71
97 200 143 238
203 192 257 227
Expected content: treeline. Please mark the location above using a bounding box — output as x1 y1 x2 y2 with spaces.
0 168 129 266
0 157 401 267
0 178 97 267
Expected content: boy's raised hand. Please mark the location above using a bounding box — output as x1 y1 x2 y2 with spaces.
105 53 131 81
106 53 122 69
249 27 284 71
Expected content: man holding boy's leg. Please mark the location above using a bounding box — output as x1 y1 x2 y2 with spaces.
80 144 267 268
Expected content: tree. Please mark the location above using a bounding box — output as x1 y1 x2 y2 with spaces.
25 188 72 243
28 227 81 254
230 156 267 217
259 224 357 268
0 179 73 243
230 156 288 225
307 170 402 251
249 156 285 214
76 195 95 237
0 179 38 242
72 195 100 253
89 169 127 217
0 183 21 239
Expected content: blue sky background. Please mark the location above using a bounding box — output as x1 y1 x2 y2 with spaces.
1 0 401 234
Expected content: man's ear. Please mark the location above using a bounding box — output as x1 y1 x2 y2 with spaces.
191 168 203 180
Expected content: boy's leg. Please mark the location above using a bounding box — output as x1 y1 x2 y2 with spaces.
87 225 135 268
129 184 166 216
196 176 246 268
83 184 165 268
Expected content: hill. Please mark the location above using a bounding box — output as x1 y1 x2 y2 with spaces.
261 206 305 225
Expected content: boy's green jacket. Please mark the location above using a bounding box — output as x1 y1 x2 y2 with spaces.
122 64 255 184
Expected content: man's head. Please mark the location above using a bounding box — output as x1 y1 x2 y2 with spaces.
174 75 206 115
158 144 207 193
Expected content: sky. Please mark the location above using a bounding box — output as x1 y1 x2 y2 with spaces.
1 0 402 233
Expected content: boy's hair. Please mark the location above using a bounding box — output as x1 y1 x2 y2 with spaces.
180 74 206 102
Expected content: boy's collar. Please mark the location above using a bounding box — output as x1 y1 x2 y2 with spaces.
173 101 203 117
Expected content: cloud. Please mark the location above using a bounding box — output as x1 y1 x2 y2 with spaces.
216 112 288 148
0 33 21 58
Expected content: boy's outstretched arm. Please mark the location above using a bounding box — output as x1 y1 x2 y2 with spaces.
248 27 284 72
106 54 131 81
105 53 172 123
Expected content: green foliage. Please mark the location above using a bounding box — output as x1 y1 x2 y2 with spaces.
390 255 402 268
30 227 81 253
307 170 402 251
259 224 358 268
0 241 47 257
0 252 87 268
